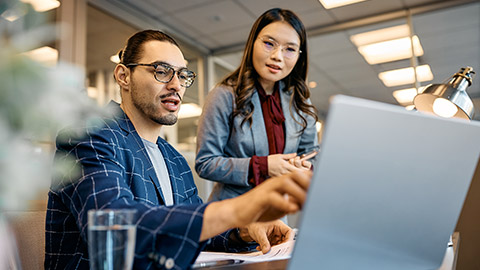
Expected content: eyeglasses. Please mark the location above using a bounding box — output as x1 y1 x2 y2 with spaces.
257 37 302 59
125 62 196 88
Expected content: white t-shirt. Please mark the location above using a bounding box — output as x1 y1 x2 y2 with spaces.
141 138 174 206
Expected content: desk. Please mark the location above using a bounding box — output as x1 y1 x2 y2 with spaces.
199 259 287 270
199 233 459 270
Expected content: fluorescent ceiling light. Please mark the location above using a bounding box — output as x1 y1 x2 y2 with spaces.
351 24 425 65
110 54 120 64
87 87 98 99
1 9 23 22
318 0 366 9
392 86 426 105
378 65 433 87
350 25 410 47
20 0 60 12
357 36 424 64
392 88 418 105
178 103 202 119
22 46 58 66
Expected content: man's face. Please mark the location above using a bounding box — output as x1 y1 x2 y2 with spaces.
129 40 187 126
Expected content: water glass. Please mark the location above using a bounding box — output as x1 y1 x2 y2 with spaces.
88 209 137 270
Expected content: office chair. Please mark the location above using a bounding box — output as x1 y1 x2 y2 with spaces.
8 210 47 270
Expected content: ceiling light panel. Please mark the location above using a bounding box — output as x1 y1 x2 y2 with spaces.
350 25 410 47
110 55 120 64
20 0 60 12
178 103 202 119
392 88 418 105
22 46 58 66
318 0 367 9
357 36 424 64
378 65 433 87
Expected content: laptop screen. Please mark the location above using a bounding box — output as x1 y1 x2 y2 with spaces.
289 95 480 270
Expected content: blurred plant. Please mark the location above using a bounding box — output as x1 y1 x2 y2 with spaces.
0 0 103 211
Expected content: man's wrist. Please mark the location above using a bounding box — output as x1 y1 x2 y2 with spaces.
201 201 237 241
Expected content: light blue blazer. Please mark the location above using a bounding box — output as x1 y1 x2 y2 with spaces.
195 83 319 201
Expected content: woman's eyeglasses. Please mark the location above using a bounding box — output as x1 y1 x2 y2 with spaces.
257 37 302 59
125 63 196 88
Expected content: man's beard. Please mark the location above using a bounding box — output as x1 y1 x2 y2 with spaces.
153 113 177 126
131 82 180 126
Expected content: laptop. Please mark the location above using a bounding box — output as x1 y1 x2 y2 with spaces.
288 95 480 270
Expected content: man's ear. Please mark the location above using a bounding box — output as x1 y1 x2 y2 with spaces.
114 64 130 90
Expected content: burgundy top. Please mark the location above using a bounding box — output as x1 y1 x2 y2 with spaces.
248 83 285 186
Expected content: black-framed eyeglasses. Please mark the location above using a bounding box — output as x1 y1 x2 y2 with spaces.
257 37 302 59
125 63 196 88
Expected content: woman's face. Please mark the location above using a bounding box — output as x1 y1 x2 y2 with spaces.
252 21 301 93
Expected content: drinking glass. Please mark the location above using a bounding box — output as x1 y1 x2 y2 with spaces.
88 209 137 270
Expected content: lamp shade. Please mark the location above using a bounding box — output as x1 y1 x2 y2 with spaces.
414 67 475 120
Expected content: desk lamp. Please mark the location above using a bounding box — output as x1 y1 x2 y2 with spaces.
414 67 475 119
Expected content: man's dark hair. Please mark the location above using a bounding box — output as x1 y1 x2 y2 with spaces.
118 29 179 66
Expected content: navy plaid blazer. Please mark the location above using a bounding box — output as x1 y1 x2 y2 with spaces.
45 102 242 270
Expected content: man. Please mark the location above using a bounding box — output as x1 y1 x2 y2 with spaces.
45 30 310 270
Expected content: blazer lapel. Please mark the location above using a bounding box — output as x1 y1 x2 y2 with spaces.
279 84 300 154
250 90 269 156
109 101 166 204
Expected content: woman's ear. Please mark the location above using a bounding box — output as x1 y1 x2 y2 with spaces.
114 64 130 90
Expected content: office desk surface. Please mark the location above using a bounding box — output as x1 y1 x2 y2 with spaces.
199 259 287 270
199 233 459 270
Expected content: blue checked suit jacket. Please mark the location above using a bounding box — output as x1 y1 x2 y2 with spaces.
45 102 242 270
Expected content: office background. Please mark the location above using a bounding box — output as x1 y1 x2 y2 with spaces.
79 0 480 213
7 0 479 269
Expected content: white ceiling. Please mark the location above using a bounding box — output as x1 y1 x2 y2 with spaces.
89 0 480 121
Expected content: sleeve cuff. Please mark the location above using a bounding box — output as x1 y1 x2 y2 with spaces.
248 156 269 186
204 229 258 253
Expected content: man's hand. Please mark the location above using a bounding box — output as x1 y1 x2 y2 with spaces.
200 171 311 241
232 171 311 225
238 220 293 254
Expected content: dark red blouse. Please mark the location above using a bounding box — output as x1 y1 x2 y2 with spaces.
248 83 285 186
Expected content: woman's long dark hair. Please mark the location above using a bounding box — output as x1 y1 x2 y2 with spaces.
221 8 318 131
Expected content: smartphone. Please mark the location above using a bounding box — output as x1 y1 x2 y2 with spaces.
298 149 319 161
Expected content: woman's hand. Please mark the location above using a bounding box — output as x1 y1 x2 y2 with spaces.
267 153 302 177
289 155 312 170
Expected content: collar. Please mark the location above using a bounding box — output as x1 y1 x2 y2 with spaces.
106 101 137 135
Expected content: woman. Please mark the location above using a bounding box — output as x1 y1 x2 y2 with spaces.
195 8 319 202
